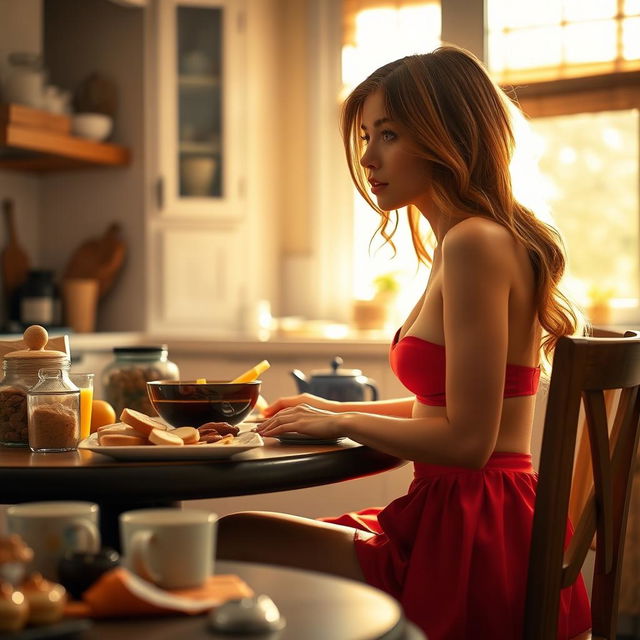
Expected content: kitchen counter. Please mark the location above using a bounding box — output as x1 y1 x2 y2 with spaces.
66 330 396 357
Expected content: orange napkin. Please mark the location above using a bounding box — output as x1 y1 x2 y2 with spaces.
64 567 253 618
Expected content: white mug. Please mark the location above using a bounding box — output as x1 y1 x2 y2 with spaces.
120 508 217 589
7 501 100 580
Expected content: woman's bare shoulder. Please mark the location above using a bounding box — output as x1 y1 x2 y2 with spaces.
442 216 515 267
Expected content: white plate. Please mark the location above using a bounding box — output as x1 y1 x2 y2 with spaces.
274 432 346 445
78 431 263 461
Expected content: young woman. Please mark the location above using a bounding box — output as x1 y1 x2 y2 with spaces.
217 46 591 639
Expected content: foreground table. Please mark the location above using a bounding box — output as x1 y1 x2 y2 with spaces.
0 439 406 548
87 560 426 640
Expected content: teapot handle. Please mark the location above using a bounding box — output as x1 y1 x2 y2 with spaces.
364 379 379 401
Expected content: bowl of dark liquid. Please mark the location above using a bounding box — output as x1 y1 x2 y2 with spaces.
147 380 261 427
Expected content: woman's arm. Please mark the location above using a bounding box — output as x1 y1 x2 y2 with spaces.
263 394 416 419
259 220 515 468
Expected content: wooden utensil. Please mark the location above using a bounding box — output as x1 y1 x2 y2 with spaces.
63 223 126 298
1 198 30 306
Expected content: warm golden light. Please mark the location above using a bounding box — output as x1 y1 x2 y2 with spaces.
488 0 640 81
343 5 439 310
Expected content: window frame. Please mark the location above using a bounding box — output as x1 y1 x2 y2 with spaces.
507 69 640 118
508 70 640 325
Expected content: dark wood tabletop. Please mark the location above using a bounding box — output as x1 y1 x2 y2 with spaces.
82 560 424 640
0 438 407 549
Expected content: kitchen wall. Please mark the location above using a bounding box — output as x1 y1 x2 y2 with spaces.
2 0 291 333
0 0 43 317
42 0 147 332
0 0 146 331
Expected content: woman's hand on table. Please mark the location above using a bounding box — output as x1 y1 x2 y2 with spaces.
256 403 346 439
262 393 338 418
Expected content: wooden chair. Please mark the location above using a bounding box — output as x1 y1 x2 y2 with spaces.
525 331 640 640
569 328 624 527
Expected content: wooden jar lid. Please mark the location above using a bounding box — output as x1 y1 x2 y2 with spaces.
4 325 68 359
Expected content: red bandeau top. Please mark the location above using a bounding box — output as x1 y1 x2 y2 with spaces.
390 330 541 407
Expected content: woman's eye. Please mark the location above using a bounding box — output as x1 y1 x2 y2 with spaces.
359 134 369 145
381 130 397 142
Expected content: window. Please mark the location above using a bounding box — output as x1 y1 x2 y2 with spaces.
487 0 640 324
335 1 640 328
342 2 441 322
528 110 639 318
488 0 640 83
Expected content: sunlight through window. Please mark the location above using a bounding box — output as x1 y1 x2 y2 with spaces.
529 111 640 313
342 4 440 321
488 0 640 81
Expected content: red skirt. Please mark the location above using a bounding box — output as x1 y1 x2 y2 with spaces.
321 452 591 640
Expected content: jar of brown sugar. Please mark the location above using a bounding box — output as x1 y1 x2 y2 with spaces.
27 368 80 453
0 326 71 448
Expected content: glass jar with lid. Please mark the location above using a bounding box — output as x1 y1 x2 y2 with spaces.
0 325 70 447
102 346 179 417
27 369 80 453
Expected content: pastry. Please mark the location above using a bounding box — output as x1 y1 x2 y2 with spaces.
20 573 67 626
0 581 28 632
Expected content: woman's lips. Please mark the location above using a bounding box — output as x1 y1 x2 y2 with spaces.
370 180 388 195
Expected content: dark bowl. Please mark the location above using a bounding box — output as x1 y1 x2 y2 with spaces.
146 380 261 427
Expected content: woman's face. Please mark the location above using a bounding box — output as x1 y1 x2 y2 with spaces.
359 90 432 213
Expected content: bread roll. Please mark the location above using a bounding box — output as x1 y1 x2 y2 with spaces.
99 433 149 447
97 423 145 438
120 408 168 437
148 428 183 446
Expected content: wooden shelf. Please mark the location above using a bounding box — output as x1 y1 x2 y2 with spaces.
0 103 131 172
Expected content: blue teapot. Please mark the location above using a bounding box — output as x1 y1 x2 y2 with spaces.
291 356 379 402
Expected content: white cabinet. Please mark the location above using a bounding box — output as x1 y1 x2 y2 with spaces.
156 0 245 219
148 0 270 334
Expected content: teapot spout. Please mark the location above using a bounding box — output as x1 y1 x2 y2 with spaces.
290 369 310 393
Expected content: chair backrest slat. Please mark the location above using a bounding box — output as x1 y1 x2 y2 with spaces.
583 389 614 572
525 331 640 640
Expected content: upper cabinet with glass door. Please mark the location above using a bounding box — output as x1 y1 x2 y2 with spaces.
157 0 245 218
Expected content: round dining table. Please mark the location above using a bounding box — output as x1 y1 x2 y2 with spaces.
72 560 426 639
0 438 407 549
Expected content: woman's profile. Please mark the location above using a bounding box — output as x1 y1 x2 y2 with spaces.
217 46 591 639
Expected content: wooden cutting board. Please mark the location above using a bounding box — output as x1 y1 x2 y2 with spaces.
63 223 126 298
1 198 30 306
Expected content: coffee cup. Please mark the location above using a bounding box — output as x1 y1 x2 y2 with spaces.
119 508 217 589
7 501 100 580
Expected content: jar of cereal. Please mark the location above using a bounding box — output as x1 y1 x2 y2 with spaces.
0 326 70 448
102 346 179 416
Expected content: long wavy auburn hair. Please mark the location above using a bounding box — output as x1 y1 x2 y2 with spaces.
341 46 581 361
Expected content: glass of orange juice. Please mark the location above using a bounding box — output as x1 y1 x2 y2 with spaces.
69 373 94 440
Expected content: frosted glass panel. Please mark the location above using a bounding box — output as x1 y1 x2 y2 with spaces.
565 21 617 63
488 0 640 79
504 27 563 69
176 6 223 198
564 0 617 21
623 17 640 59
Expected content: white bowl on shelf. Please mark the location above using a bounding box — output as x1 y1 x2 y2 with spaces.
71 113 113 142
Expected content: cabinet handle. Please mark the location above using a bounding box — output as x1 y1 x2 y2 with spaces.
156 177 165 209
